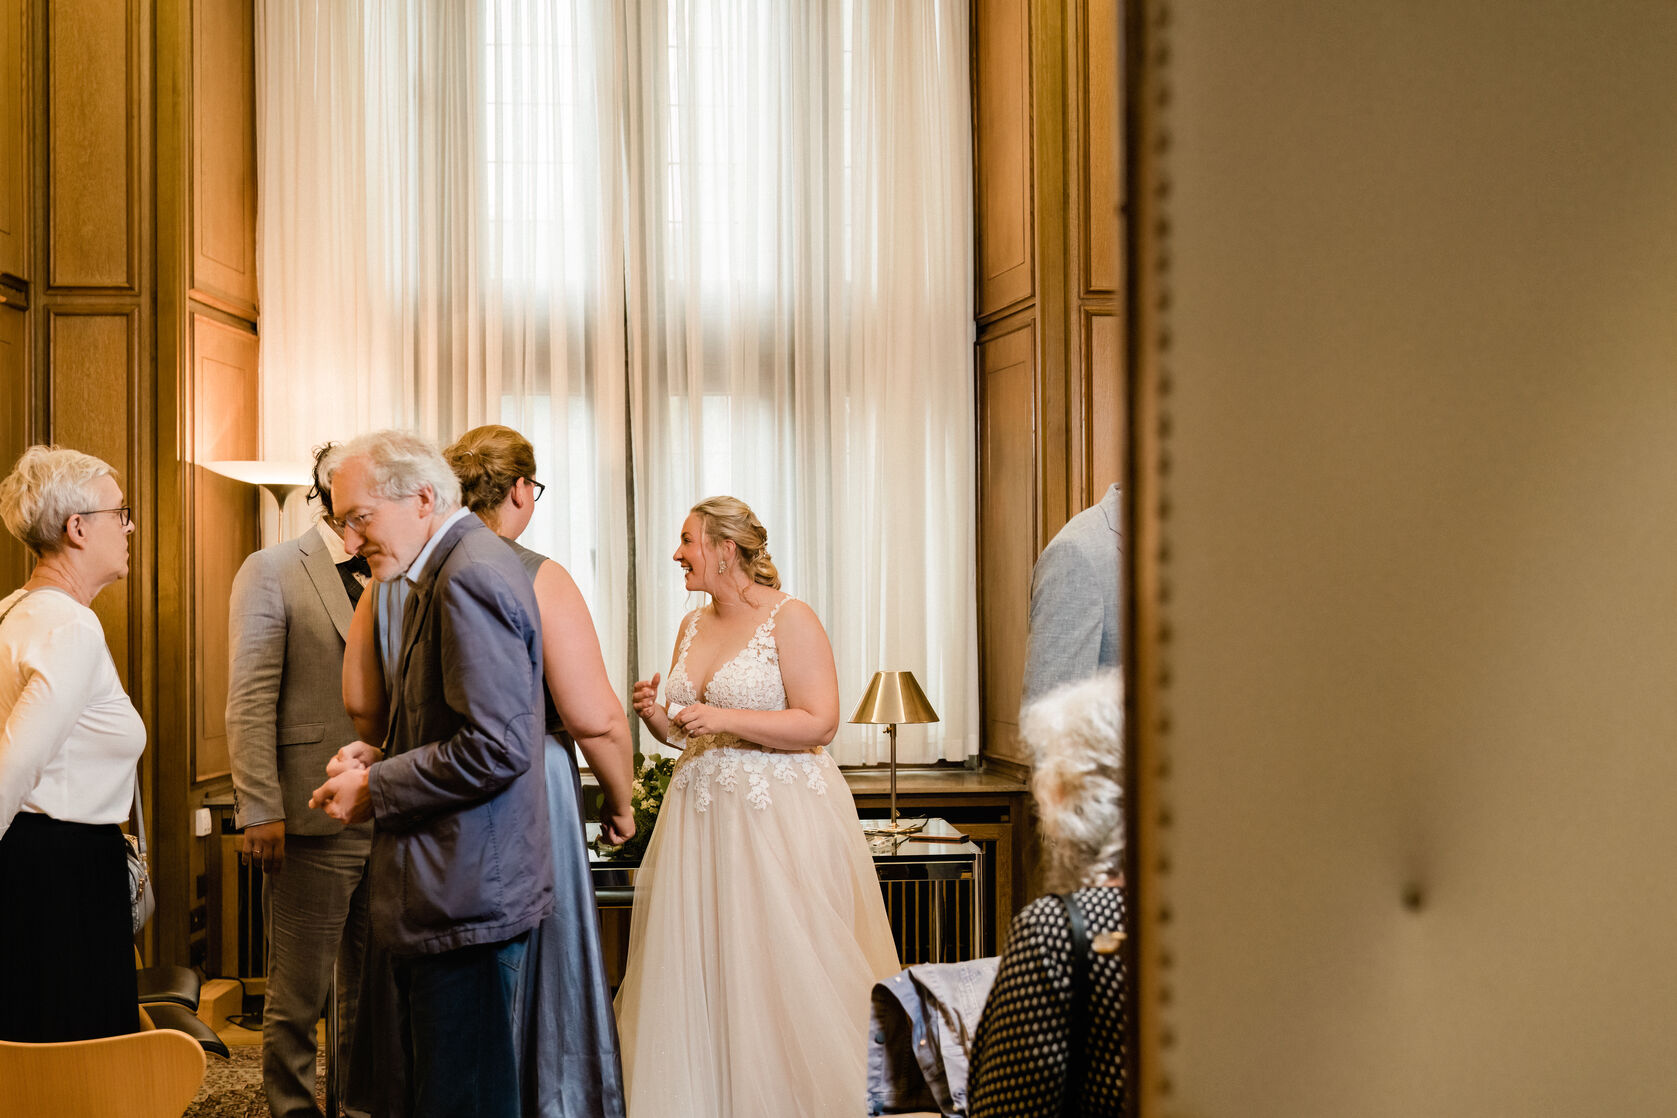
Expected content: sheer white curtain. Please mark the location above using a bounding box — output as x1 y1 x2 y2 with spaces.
256 0 634 686
257 0 975 762
625 0 976 762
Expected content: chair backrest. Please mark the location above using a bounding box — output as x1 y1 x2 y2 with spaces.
0 1027 205 1118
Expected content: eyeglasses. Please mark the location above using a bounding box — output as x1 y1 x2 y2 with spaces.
526 478 546 502
331 506 382 536
78 506 132 526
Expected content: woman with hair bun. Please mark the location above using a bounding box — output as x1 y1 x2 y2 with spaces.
617 497 899 1117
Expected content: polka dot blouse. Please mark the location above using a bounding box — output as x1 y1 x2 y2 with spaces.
966 887 1129 1117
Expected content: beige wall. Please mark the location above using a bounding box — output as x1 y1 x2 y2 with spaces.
1133 2 1677 1113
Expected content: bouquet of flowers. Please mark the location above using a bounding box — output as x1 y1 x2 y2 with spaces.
591 752 677 862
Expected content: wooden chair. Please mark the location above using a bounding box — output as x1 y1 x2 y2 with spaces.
0 1010 205 1118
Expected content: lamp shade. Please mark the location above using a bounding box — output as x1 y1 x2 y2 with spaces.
202 460 314 488
849 670 939 725
202 460 318 548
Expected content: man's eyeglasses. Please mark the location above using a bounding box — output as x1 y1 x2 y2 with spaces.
526 478 546 502
329 507 381 536
77 506 132 526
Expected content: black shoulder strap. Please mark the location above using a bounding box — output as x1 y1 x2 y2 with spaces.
1061 891 1095 1118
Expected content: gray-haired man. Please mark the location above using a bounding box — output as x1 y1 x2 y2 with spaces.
310 429 550 1118
226 444 371 1118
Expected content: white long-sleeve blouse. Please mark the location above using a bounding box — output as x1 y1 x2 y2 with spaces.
0 587 146 839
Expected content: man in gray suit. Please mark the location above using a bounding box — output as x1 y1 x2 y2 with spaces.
310 430 550 1118
1021 483 1122 708
227 445 371 1118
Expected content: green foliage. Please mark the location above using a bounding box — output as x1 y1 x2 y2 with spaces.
591 752 677 862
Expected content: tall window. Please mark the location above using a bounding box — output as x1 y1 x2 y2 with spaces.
257 0 976 763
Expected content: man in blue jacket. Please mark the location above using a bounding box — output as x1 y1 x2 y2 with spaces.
311 429 550 1118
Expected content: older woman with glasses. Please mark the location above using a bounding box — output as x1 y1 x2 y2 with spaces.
0 445 145 1042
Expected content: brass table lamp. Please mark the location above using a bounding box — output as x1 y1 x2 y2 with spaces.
850 670 939 838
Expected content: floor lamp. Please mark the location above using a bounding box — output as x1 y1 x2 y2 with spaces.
850 670 939 839
202 459 315 546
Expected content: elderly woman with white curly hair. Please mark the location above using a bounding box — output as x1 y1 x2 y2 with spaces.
0 445 145 1042
967 670 1128 1117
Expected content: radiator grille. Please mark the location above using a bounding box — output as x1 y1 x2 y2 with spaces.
213 826 266 982
879 873 980 964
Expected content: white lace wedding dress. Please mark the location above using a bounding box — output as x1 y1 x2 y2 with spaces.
614 597 901 1118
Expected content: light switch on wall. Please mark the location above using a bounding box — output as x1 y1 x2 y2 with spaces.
193 807 212 837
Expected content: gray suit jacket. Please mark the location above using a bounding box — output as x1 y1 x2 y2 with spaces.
366 513 552 956
226 526 368 836
1020 485 1122 708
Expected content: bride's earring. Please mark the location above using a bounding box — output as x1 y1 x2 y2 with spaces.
717 560 728 574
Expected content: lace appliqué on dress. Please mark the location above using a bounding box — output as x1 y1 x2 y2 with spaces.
666 598 830 811
671 746 831 812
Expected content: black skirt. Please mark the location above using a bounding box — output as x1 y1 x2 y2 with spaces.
0 811 140 1041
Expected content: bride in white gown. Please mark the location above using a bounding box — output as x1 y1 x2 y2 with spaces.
618 496 900 1118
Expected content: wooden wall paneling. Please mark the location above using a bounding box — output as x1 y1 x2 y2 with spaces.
190 312 259 782
190 0 257 317
1085 309 1122 493
974 0 1034 319
157 0 262 965
153 0 195 852
978 322 1036 768
47 307 136 684
973 0 1125 769
0 306 28 587
1074 0 1123 516
47 0 139 291
1031 0 1072 537
0 0 27 280
1080 0 1121 298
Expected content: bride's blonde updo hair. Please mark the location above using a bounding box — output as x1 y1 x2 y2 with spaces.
691 496 780 590
445 425 537 529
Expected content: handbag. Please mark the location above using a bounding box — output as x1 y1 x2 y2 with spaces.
127 781 155 933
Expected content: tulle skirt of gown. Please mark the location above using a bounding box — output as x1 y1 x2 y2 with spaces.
613 743 901 1118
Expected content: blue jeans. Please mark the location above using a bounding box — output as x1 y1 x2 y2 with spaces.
396 933 530 1118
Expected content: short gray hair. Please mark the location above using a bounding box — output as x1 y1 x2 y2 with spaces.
0 445 118 557
1024 670 1124 893
330 430 461 514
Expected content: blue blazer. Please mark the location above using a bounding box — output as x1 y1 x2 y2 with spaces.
366 513 553 956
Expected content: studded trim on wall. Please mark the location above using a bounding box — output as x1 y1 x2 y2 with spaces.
1125 0 1178 1112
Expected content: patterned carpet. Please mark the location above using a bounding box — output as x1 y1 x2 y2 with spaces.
182 1041 327 1118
